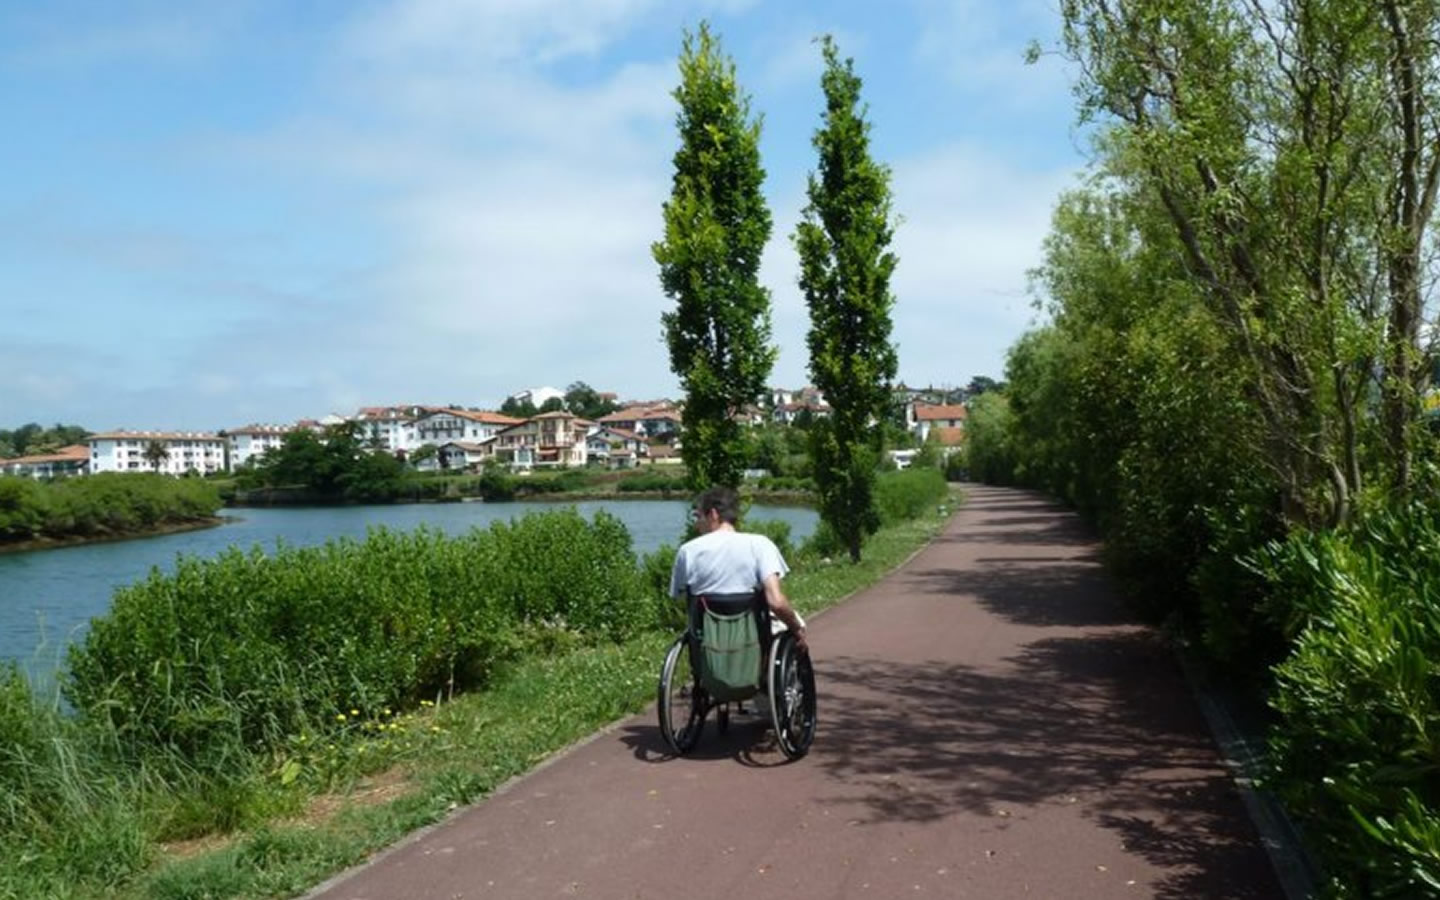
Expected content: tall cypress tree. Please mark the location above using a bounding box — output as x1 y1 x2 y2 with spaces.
795 37 899 562
654 22 776 491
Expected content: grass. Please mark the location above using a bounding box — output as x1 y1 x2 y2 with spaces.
10 487 958 900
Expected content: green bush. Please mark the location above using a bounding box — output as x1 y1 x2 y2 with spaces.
64 510 649 766
1255 504 1440 896
874 468 948 526
0 473 221 543
615 471 687 493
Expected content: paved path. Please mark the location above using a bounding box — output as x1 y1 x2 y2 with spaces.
308 484 1278 899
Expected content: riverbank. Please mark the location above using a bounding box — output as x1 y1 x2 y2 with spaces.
0 516 226 555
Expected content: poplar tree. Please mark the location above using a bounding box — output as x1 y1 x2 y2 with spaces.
654 22 776 491
795 37 899 562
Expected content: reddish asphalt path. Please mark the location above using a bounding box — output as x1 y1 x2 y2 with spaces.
308 484 1279 899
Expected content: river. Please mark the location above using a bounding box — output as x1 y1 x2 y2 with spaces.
0 499 817 687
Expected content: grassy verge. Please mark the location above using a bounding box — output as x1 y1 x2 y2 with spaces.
101 489 958 900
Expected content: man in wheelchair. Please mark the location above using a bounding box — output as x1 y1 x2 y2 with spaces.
669 486 809 654
658 486 816 759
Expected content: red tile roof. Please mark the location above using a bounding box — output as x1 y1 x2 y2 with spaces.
914 404 968 421
2 444 90 465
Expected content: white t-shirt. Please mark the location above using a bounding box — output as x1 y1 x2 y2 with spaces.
669 529 790 598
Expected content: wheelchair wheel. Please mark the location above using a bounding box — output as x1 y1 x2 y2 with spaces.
768 632 816 760
658 635 706 754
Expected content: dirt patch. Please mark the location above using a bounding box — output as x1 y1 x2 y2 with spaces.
296 769 416 828
157 768 418 862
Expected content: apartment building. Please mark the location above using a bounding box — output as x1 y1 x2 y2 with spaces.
223 424 294 469
88 431 226 475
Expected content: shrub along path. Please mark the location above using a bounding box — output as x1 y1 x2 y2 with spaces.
306 484 1277 899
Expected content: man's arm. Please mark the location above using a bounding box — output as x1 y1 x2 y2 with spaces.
761 573 808 653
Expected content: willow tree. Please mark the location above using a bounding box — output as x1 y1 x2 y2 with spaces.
654 23 775 491
795 37 899 562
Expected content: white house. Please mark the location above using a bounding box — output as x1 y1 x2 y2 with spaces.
0 444 90 479
436 440 493 471
586 426 646 469
508 386 565 409
411 409 522 447
597 405 682 439
223 424 293 469
351 405 428 453
88 431 226 475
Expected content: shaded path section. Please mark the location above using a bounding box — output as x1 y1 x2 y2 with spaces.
308 484 1278 899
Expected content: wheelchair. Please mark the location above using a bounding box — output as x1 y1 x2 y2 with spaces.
656 590 817 760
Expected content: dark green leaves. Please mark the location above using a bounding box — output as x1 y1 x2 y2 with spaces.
655 22 775 491
795 37 898 562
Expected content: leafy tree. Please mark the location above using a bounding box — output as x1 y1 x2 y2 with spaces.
966 376 999 397
963 387 1017 486
1058 0 1440 521
537 397 565 414
0 423 90 458
654 22 776 490
409 444 440 468
244 421 405 501
564 382 619 420
142 440 170 474
794 36 899 562
499 396 538 419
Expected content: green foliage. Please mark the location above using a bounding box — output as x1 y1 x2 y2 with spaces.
499 395 537 418
613 471 687 493
654 22 776 491
239 423 407 503
0 422 90 459
64 510 650 767
564 382 619 420
964 392 1017 485
0 473 221 543
873 468 948 527
1255 504 1440 895
795 37 898 563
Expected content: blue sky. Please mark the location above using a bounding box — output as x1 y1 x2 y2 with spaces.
1 0 1086 431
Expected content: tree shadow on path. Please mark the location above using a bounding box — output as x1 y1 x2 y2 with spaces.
811 637 1274 899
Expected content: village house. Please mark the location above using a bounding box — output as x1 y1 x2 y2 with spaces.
411 408 522 448
772 400 831 426
0 444 90 479
435 441 492 471
597 404 682 440
88 431 227 475
491 410 590 470
586 425 646 469
910 403 968 446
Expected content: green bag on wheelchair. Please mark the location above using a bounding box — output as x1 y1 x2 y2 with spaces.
699 607 761 702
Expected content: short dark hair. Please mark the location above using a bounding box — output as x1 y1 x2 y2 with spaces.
695 486 740 525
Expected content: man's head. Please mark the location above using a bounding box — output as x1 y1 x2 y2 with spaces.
693 486 740 534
